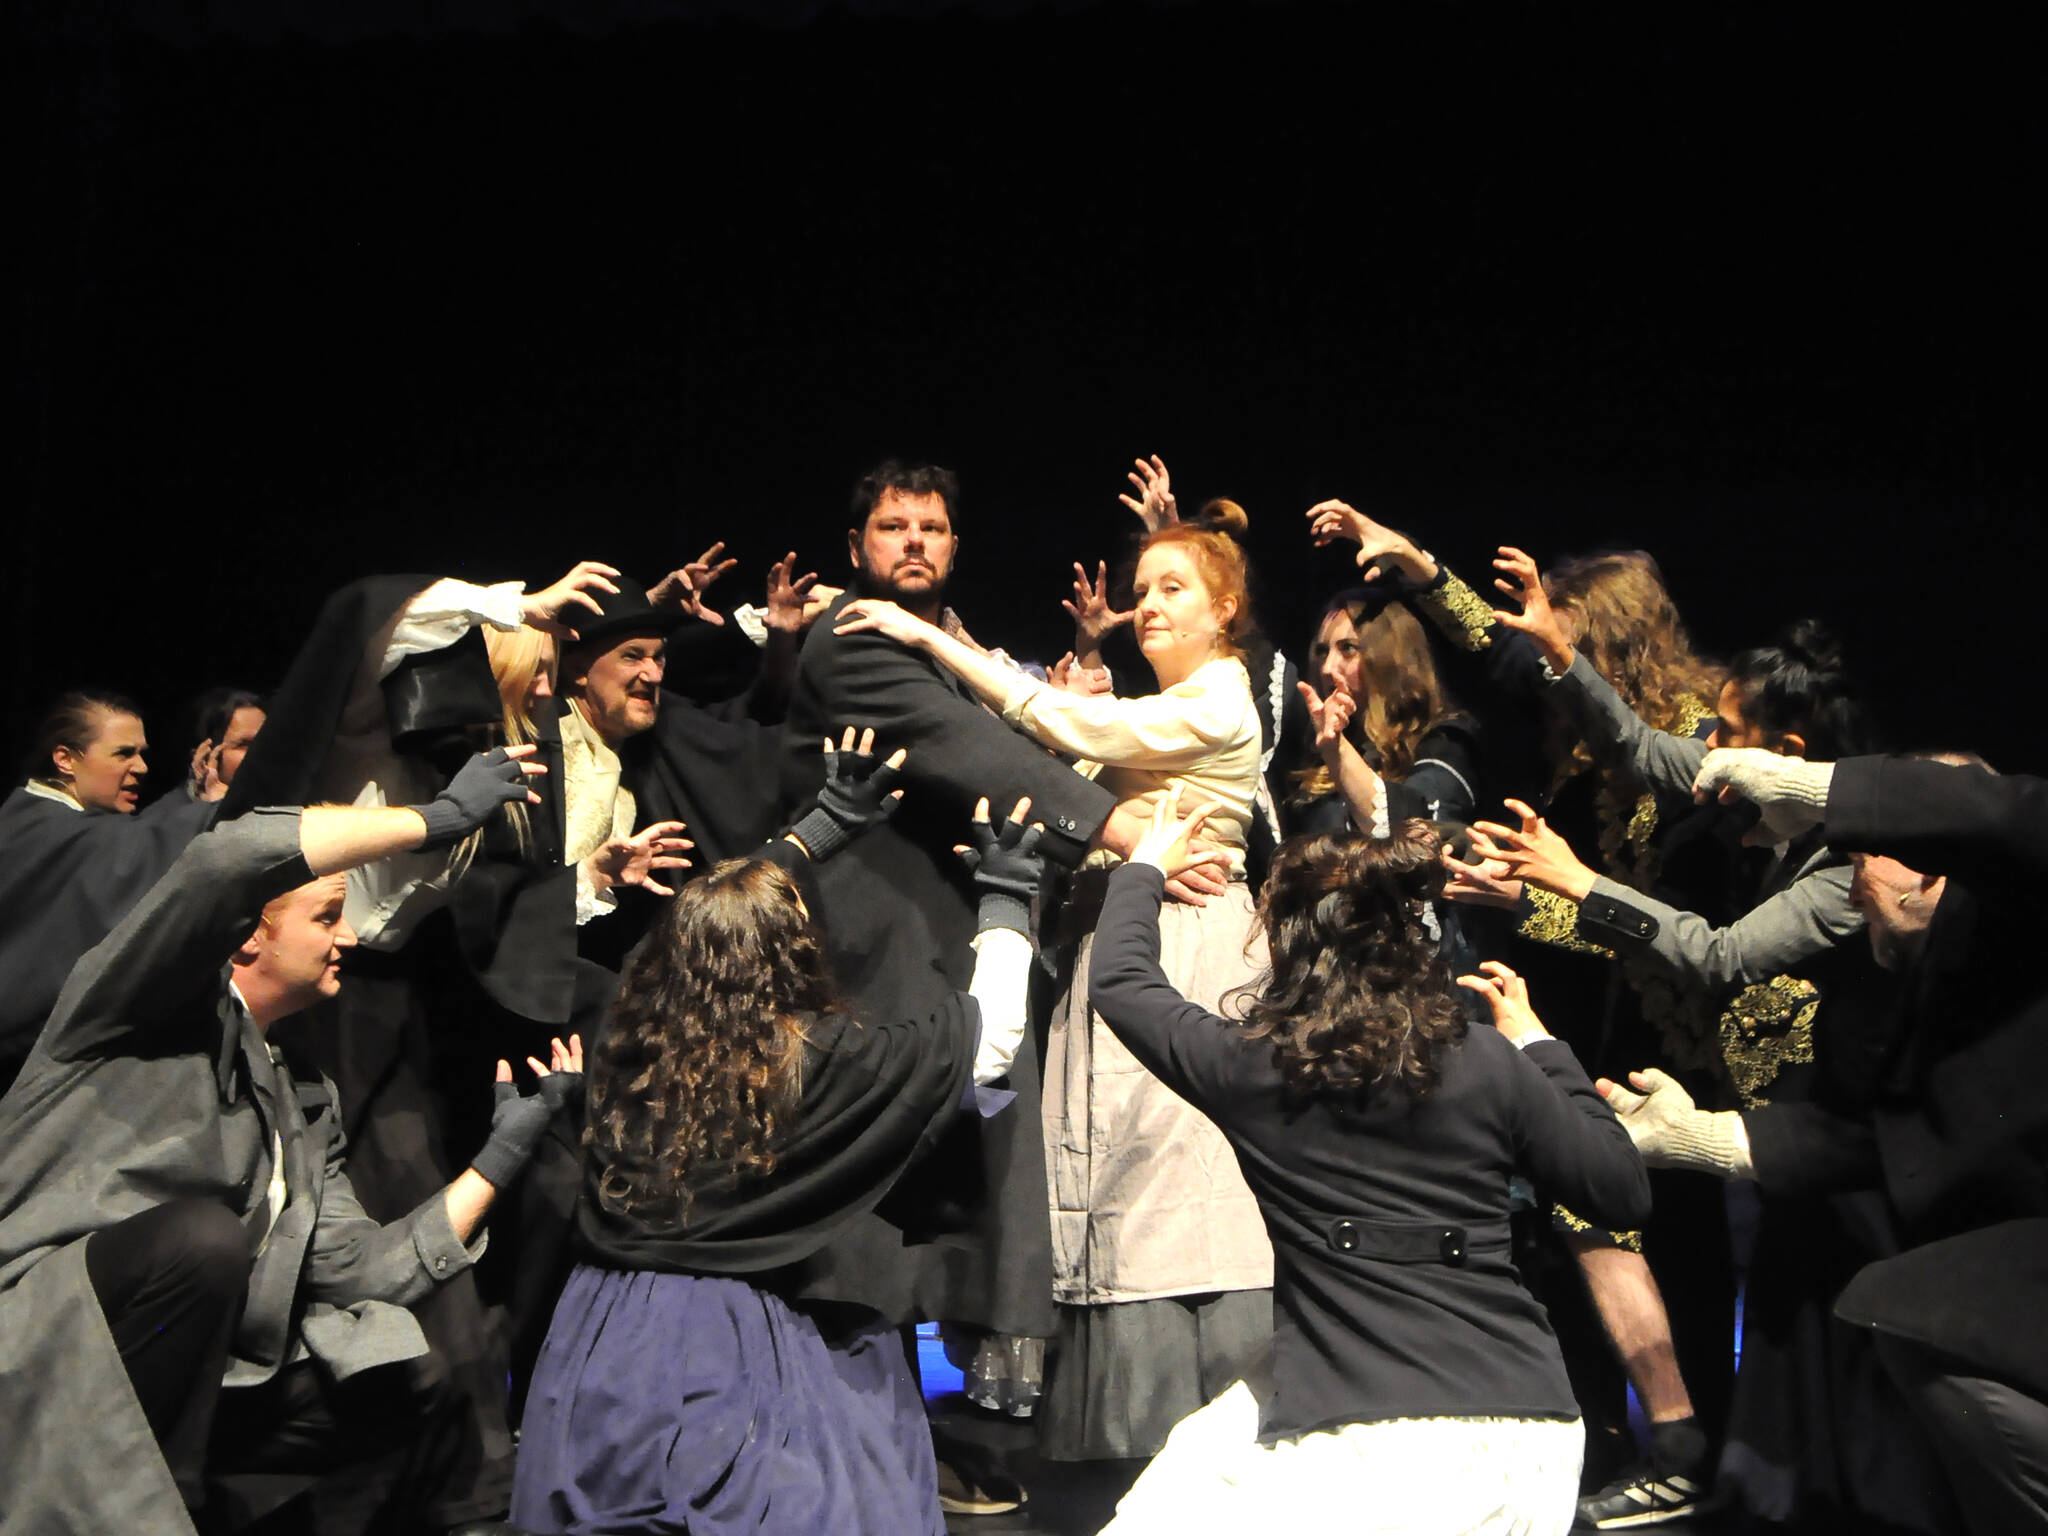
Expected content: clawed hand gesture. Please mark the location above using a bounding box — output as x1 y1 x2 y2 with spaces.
1295 679 1356 759
765 552 837 634
1467 799 1597 902
586 819 694 899
1303 500 1430 584
522 560 624 641
650 542 740 626
955 796 1047 902
1129 789 1231 884
1119 455 1179 532
1488 547 1574 670
1455 960 1551 1044
1063 561 1134 647
1438 843 1523 910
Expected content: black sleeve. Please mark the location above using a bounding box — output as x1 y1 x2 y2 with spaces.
1400 719 1483 824
1086 862 1248 1117
1826 757 2048 892
1504 1035 1653 1231
794 607 1116 867
1741 1099 1884 1197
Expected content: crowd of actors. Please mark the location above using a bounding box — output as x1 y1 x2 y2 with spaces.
0 455 2042 1536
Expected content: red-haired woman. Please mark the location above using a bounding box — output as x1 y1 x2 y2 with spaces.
836 519 1274 1459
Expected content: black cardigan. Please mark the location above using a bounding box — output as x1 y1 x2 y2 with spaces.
1089 863 1650 1441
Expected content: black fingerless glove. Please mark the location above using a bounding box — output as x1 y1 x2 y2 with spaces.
469 1069 582 1190
788 738 904 862
957 813 1045 935
411 747 530 850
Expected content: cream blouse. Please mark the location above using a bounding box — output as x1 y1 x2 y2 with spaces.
1000 654 1262 869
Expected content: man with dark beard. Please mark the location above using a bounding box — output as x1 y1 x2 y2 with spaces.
779 460 1150 1513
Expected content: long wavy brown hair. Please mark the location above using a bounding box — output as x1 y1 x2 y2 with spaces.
1295 592 1467 801
583 857 838 1222
1543 551 1718 776
1236 822 1468 1105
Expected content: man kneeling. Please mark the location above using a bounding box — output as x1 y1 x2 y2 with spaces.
0 749 571 1535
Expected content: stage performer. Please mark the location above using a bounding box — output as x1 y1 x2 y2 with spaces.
0 689 220 1093
837 512 1275 1462
511 738 1041 1536
1608 749 2048 1536
1089 798 1648 1534
0 749 571 1536
785 459 1148 1511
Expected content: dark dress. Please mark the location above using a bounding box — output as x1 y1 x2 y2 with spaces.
511 997 981 1536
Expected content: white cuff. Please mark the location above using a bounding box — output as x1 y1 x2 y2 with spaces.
731 604 770 648
574 861 619 926
378 578 528 680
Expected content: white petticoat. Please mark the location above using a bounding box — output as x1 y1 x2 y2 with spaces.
1102 1356 1583 1536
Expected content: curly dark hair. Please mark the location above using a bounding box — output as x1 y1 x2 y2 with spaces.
1237 822 1468 1105
583 856 839 1222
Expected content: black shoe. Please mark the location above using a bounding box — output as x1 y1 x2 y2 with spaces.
931 1428 1026 1516
1575 1459 1705 1528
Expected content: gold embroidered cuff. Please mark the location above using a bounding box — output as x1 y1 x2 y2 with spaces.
1412 567 1496 652
1518 887 1613 957
1552 1203 1644 1253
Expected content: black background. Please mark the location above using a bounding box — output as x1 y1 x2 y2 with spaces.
16 1 2044 782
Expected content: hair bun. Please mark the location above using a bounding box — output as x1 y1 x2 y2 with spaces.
1777 617 1845 675
1192 497 1250 540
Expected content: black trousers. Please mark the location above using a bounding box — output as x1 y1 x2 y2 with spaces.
1874 1331 2048 1536
85 1198 472 1534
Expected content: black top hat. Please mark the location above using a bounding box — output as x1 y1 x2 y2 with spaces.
559 575 687 653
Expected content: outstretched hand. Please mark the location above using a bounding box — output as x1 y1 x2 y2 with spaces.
1063 561 1135 647
649 542 740 626
1488 547 1574 671
1119 454 1179 532
586 819 694 898
474 1035 585 1190
1439 843 1524 910
522 560 623 640
764 552 823 635
415 745 546 849
1303 500 1434 584
1468 799 1597 902
833 597 936 649
1129 790 1231 884
1296 679 1356 759
1456 960 1552 1044
956 796 1047 904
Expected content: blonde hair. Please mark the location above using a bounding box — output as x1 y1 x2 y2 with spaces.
1295 595 1462 804
448 626 559 869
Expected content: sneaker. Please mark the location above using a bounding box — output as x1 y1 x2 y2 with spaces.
932 1431 1026 1516
1575 1460 1705 1527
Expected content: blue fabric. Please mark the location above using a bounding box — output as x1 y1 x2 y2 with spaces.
511 1265 941 1535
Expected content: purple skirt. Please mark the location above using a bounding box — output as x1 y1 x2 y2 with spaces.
510 1265 941 1535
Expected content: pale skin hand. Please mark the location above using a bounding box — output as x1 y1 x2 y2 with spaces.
1456 960 1554 1045
763 552 822 635
1119 455 1179 533
1469 798 1598 903
1049 653 1115 698
649 542 740 626
191 739 229 802
1302 500 1439 584
1296 680 1385 831
521 560 623 641
1488 546 1575 673
1439 844 1524 911
1063 560 1135 660
1099 795 1232 906
584 819 695 899
446 1034 582 1243
1128 791 1231 884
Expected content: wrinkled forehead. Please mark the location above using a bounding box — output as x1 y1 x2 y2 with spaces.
865 489 952 532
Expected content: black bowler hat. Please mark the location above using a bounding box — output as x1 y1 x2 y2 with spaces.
560 575 686 653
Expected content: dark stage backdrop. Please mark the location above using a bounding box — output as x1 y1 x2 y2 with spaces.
15 1 2043 784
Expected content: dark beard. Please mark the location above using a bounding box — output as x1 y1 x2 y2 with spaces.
853 559 949 607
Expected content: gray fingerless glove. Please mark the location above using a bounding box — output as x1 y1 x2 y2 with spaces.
958 813 1045 935
470 1069 582 1190
411 747 531 850
789 738 904 862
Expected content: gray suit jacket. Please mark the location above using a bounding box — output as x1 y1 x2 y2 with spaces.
0 810 481 1535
